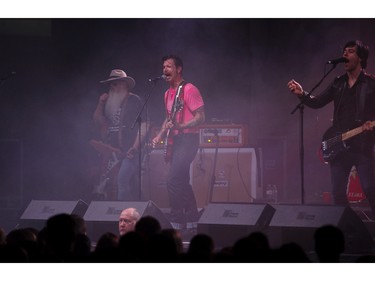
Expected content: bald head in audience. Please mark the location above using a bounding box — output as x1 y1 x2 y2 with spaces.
119 208 141 236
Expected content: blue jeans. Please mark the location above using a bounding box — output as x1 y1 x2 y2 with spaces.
330 149 375 215
167 133 199 226
117 157 139 201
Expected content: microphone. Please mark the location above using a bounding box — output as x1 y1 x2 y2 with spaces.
148 75 166 82
326 57 348 64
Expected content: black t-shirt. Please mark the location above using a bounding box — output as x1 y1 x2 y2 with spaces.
106 93 143 153
335 83 358 131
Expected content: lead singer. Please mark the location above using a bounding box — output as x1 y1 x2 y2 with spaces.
152 55 205 232
287 40 375 220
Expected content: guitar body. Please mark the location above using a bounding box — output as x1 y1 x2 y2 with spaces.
321 120 375 163
164 131 174 163
163 81 185 163
321 126 348 163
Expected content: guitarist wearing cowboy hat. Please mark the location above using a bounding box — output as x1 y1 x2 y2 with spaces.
152 55 205 232
288 40 375 220
92 69 148 201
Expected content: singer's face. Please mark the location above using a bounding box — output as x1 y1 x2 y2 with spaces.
343 46 361 71
163 59 175 82
163 58 181 83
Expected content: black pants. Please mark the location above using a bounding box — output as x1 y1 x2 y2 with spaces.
330 149 375 216
167 133 199 226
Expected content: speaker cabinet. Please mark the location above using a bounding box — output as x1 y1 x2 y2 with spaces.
141 150 170 208
197 203 275 248
191 148 260 208
267 204 375 254
19 199 88 230
142 148 263 208
142 148 260 209
83 200 171 242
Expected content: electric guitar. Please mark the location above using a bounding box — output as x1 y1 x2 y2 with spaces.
321 120 375 163
90 139 122 199
164 82 184 162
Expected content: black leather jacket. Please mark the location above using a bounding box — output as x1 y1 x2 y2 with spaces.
301 70 375 152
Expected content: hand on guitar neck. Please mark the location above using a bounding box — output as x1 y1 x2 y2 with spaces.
362 120 375 131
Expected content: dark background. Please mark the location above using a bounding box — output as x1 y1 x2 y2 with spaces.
1 19 375 226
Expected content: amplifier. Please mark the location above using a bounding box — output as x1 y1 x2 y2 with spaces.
199 124 248 148
149 124 248 149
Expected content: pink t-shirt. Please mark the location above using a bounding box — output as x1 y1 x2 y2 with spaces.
164 82 204 134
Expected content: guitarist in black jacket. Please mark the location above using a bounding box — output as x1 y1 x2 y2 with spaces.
288 40 375 220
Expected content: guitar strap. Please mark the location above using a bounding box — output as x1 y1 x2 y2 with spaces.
165 81 186 122
118 94 130 151
176 82 186 125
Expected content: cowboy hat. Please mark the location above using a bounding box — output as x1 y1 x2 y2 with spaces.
100 69 135 89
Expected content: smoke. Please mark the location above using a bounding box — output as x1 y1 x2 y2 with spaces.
2 18 375 206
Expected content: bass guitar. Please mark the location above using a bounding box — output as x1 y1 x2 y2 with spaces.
321 120 375 163
164 82 184 162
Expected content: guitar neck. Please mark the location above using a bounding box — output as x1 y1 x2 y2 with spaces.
342 127 363 141
164 82 184 143
165 128 171 140
342 121 375 141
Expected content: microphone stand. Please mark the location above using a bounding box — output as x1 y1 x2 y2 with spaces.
131 79 160 201
290 63 338 204
208 130 220 203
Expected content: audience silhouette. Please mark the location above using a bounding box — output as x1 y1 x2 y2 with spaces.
134 215 161 240
232 231 271 262
92 232 119 262
41 213 77 262
185 233 215 262
273 242 311 263
314 224 345 262
0 227 5 246
1 211 375 263
118 231 147 262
